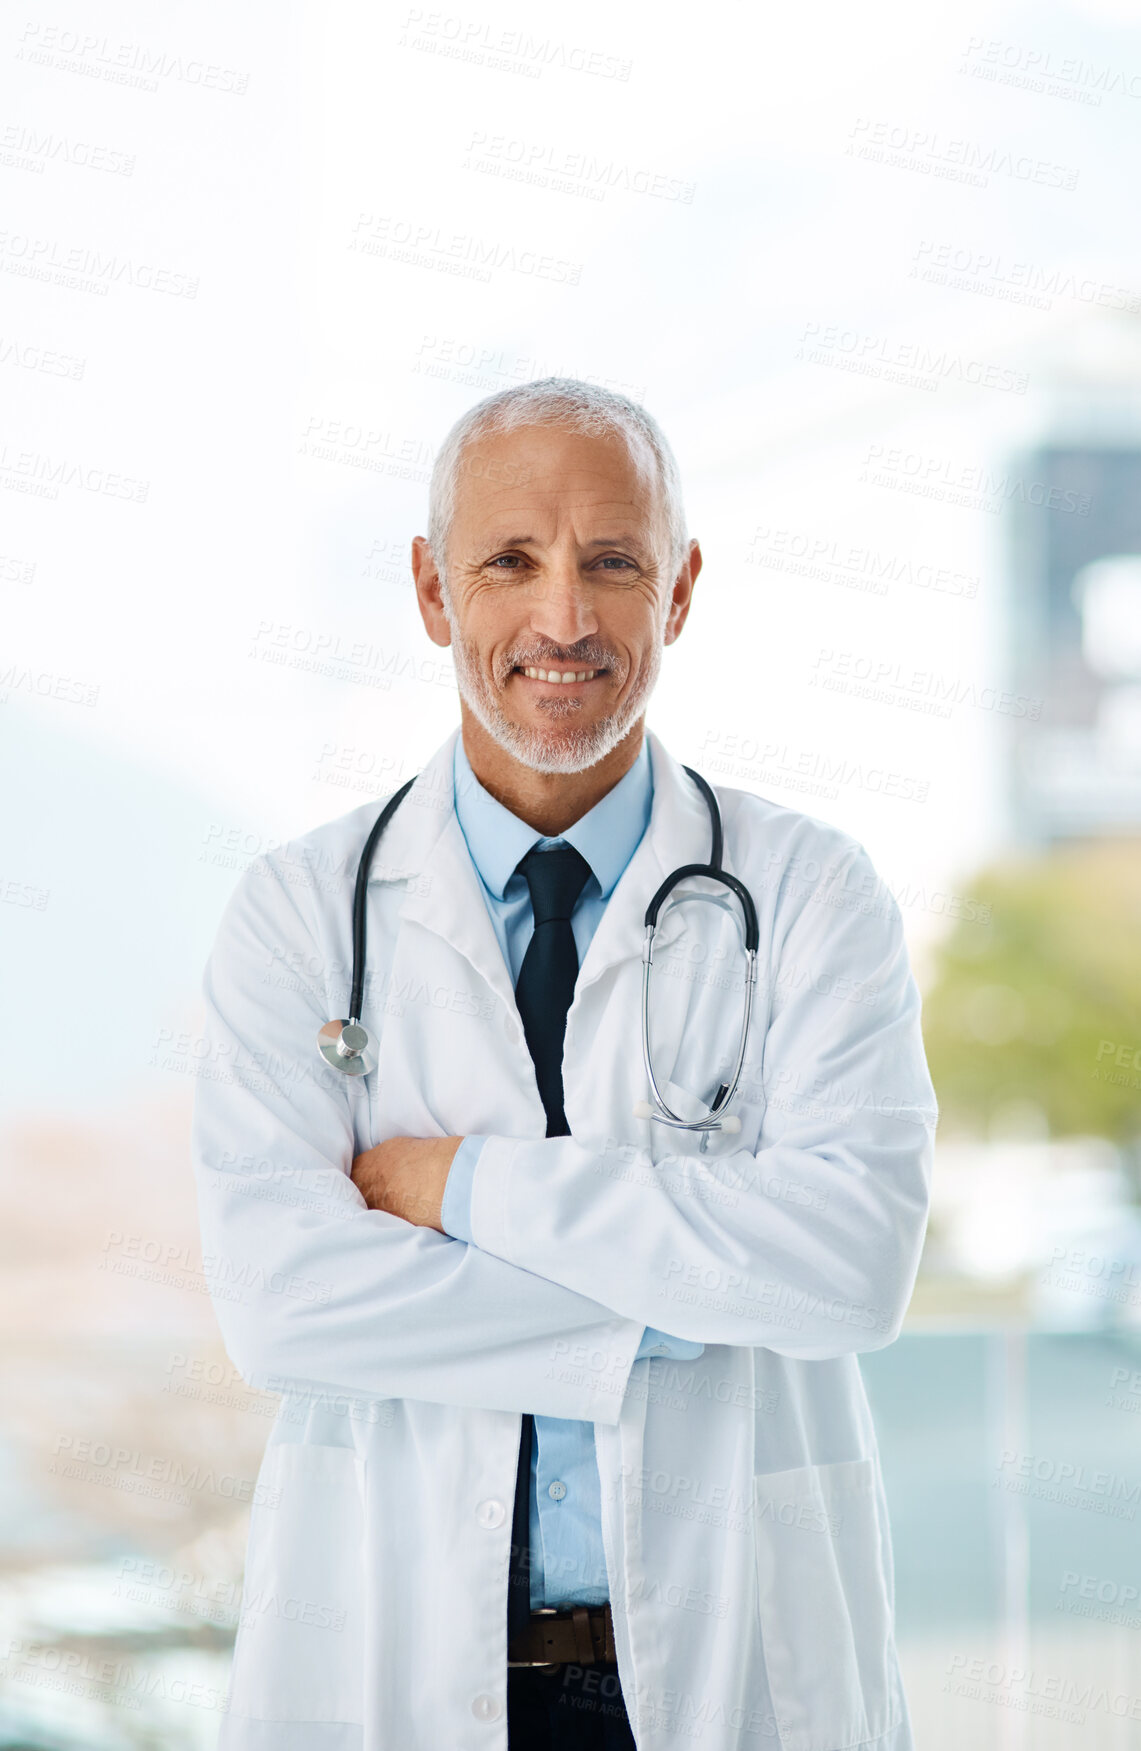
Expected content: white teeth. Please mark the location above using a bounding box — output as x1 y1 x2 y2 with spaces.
522 667 598 683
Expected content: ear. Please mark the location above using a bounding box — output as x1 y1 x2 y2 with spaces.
412 536 452 648
663 539 702 646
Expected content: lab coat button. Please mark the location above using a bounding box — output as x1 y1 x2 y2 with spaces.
472 1693 502 1720
476 1498 507 1529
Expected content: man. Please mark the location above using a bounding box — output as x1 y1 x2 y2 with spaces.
193 378 937 1751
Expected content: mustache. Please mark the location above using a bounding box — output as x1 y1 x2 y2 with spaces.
500 641 618 674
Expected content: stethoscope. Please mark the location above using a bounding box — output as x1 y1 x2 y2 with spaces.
317 765 759 1136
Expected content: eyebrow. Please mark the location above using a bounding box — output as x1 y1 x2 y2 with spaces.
482 533 649 552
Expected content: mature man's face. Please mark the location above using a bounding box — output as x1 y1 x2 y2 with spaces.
414 423 698 774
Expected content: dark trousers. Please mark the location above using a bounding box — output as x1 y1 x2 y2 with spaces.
508 1660 637 1750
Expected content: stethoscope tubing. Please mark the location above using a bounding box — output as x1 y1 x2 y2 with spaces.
347 774 417 1023
326 761 760 1132
639 929 758 1131
638 766 759 1132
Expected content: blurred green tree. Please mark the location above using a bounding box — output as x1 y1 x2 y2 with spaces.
920 839 1141 1154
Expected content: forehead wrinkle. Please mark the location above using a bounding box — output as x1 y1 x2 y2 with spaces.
467 498 660 549
448 424 669 556
475 525 651 548
474 487 648 518
456 461 657 521
453 446 669 562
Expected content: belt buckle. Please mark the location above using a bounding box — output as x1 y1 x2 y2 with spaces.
532 1605 563 1670
507 1604 614 1670
508 1606 562 1671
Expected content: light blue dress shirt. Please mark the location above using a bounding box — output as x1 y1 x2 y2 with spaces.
442 735 704 1609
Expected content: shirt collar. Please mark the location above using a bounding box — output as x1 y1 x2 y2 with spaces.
453 735 653 901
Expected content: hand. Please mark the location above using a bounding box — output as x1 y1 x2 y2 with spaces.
350 1136 463 1233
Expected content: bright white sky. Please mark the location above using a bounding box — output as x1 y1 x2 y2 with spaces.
5 0 1141 1112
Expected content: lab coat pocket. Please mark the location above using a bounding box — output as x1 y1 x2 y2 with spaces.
228 1442 366 1725
646 1079 765 1167
752 1458 898 1751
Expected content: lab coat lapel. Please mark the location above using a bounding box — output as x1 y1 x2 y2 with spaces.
367 726 714 1014
365 729 520 1019
574 729 713 994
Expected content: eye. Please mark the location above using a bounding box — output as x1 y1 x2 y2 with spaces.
488 553 526 570
596 555 637 572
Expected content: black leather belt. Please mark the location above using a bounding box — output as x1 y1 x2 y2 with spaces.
507 1604 616 1668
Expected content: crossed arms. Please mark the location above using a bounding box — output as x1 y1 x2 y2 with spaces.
191 839 936 1420
351 1136 460 1233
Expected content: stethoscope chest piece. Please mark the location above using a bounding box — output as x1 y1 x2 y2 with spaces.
317 1018 376 1077
315 774 418 1079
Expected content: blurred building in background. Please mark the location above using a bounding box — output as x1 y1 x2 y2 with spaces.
1007 314 1141 846
917 313 1141 1336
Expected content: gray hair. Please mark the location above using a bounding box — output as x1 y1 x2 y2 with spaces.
426 377 688 581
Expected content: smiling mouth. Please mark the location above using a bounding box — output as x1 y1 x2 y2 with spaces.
515 666 605 685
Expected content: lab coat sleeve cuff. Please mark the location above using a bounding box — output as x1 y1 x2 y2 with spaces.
467 1134 516 1264
439 1135 487 1243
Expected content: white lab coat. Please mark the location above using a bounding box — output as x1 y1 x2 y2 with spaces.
192 727 937 1751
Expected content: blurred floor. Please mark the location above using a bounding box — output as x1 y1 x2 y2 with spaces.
1 1332 1140 1746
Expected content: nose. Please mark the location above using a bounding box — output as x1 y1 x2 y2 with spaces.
528 553 599 649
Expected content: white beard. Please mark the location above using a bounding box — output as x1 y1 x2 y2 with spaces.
443 597 665 775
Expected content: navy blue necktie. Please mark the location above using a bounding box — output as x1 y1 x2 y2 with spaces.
507 842 592 1645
